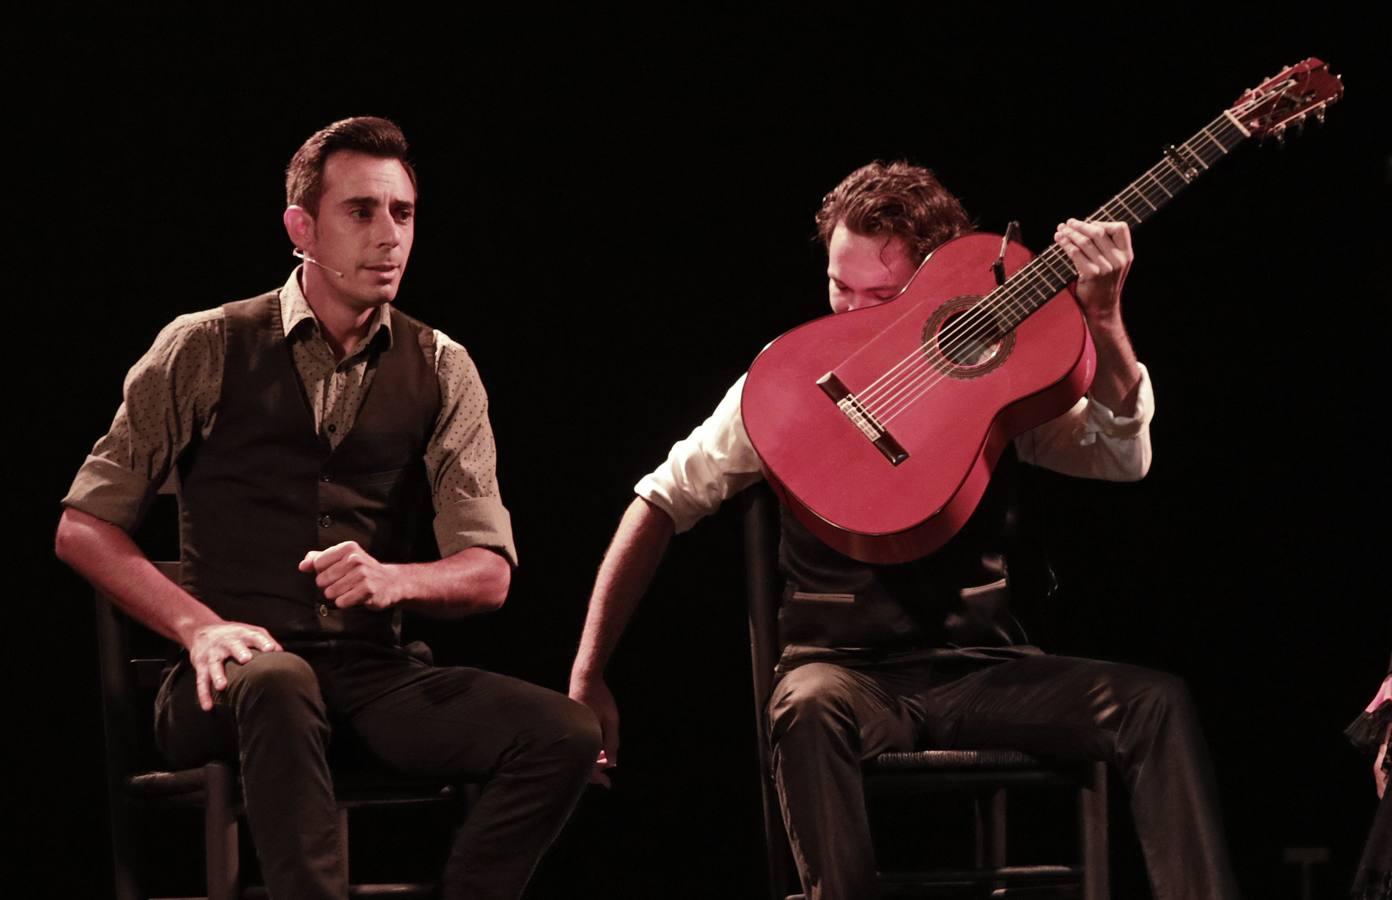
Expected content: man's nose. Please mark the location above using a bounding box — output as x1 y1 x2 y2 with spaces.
374 217 402 247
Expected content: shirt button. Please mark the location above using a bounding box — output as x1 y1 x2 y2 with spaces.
318 514 333 528
318 603 329 617
327 424 337 433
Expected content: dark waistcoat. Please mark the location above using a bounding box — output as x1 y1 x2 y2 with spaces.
777 447 1051 659
177 291 440 644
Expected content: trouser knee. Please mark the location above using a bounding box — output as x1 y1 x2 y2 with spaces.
1127 667 1196 721
221 651 327 726
510 693 603 774
767 663 859 748
1109 665 1204 759
547 697 603 768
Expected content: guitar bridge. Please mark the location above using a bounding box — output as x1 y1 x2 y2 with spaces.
817 373 909 466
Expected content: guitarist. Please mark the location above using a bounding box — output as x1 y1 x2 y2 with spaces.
568 161 1239 900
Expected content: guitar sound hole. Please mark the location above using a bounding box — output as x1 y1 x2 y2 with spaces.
920 294 1016 380
937 307 1004 367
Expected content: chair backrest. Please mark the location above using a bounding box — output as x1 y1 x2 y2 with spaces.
742 484 783 725
94 561 184 780
740 484 799 900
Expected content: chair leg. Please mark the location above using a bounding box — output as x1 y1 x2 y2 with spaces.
760 772 797 900
987 788 1008 868
985 788 1008 896
338 807 351 889
204 762 240 900
108 793 141 900
1079 761 1109 900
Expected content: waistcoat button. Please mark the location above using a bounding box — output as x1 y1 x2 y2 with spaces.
318 603 329 617
318 514 332 528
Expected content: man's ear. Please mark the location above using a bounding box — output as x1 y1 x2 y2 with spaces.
283 205 315 253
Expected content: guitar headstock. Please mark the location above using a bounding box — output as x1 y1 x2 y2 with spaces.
1232 58 1344 142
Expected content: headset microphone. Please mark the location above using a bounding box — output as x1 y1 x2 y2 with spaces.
292 248 346 278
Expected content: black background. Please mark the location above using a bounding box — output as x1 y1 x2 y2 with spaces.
17 11 1390 899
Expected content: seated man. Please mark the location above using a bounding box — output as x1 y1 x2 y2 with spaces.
568 161 1240 899
56 116 600 900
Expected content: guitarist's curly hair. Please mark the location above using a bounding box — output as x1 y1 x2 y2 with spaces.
815 161 972 265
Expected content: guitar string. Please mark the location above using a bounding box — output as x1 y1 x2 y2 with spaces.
848 147 1202 412
855 131 1226 415
875 167 1193 427
871 84 1314 426
849 122 1240 428
857 92 1297 419
873 247 1078 425
849 109 1249 419
873 151 1226 426
853 165 1179 417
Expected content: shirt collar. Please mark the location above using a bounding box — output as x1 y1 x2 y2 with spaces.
280 266 394 351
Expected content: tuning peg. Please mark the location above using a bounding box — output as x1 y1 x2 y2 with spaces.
1316 109 1327 125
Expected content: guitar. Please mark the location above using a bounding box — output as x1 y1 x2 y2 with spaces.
741 58 1344 565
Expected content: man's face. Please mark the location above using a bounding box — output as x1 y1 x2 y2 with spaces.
299 151 416 312
826 221 917 314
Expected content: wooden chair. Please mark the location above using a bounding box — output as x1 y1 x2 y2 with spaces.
95 563 465 900
741 486 1109 899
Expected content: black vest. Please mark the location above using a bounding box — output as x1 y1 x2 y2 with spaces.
177 291 440 644
777 447 1050 660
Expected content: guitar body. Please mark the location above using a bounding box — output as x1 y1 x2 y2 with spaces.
742 232 1096 564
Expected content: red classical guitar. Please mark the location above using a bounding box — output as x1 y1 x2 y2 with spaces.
741 58 1344 565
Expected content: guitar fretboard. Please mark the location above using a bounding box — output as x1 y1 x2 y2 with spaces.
989 112 1251 332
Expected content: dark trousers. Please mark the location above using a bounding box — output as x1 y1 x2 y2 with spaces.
767 653 1240 900
155 641 601 900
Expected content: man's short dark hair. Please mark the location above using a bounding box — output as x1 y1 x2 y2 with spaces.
285 116 417 216
815 160 972 264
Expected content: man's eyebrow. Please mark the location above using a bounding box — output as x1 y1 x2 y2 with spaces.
340 197 415 211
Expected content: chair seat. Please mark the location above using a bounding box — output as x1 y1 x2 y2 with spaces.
869 749 1054 770
332 770 459 809
866 750 1101 790
126 768 216 801
125 761 458 810
243 884 436 898
880 863 1082 884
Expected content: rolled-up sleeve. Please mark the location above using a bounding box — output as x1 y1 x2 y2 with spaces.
62 310 224 531
426 333 517 566
634 375 765 533
1015 362 1154 481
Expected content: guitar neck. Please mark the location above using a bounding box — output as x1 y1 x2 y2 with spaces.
994 110 1251 330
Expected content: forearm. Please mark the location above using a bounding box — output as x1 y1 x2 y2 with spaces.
54 506 221 648
392 547 511 618
1057 218 1142 416
569 497 674 686
1085 310 1143 417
